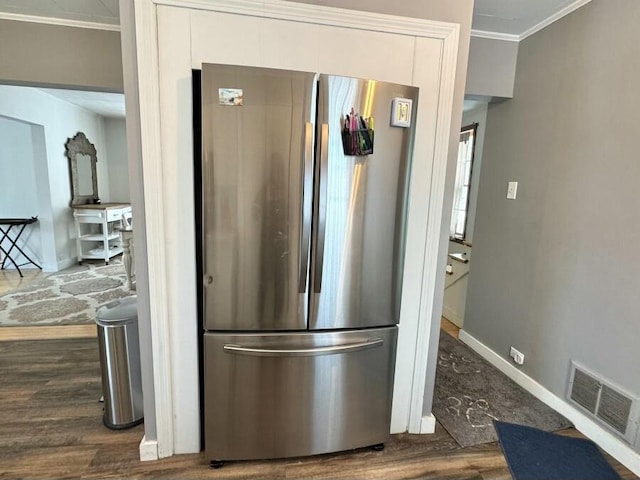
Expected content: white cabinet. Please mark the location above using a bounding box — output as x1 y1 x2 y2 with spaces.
72 203 132 264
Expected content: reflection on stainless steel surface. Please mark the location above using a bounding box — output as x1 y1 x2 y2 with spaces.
298 122 314 294
222 337 382 356
205 327 397 461
310 76 418 330
201 65 317 331
200 64 417 463
97 323 143 427
313 123 329 293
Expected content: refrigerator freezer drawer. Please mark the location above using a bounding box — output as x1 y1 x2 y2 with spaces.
204 326 398 461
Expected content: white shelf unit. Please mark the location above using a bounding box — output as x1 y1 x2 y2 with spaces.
72 204 132 264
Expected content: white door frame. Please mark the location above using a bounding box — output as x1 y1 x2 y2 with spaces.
121 0 460 459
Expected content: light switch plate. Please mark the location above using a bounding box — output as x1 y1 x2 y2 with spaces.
507 181 518 199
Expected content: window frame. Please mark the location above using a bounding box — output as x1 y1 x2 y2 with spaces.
450 122 478 244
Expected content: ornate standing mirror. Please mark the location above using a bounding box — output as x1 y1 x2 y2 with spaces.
65 132 100 206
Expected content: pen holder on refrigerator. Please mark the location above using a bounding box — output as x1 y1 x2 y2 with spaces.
342 128 374 156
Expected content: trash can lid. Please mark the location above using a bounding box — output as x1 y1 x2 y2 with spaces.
96 296 138 324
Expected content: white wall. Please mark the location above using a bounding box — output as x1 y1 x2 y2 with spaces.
0 85 111 271
104 118 130 202
0 116 42 267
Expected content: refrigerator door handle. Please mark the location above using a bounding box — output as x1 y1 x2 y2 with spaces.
299 122 314 293
223 337 383 357
313 123 329 293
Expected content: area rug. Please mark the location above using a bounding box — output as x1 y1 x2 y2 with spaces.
433 331 572 447
495 420 621 480
0 260 134 326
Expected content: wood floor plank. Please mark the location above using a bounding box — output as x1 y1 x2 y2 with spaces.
0 324 97 342
0 336 636 480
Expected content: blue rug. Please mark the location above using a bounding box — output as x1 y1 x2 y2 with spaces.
494 421 621 480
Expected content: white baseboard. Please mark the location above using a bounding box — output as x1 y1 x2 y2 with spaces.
41 263 58 273
55 257 76 272
420 414 436 434
442 306 462 327
139 435 159 461
459 329 640 477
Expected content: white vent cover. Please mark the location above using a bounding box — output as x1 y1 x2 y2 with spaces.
568 362 640 447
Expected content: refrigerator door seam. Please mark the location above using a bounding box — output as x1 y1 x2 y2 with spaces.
313 123 329 293
298 122 314 294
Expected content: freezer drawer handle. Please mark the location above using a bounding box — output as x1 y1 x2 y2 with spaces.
222 337 383 357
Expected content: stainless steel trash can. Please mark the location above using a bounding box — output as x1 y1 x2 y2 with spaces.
96 297 144 429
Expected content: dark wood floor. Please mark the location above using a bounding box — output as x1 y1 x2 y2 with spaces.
1 337 636 479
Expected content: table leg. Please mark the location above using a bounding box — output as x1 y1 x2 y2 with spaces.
0 221 42 277
122 235 133 290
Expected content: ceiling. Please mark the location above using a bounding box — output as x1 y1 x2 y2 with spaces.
38 88 125 118
0 0 591 39
0 0 119 26
472 0 589 39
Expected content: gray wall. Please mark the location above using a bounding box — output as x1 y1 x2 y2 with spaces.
465 0 640 401
0 20 123 92
466 36 518 99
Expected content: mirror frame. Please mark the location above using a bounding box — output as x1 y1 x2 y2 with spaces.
65 132 100 206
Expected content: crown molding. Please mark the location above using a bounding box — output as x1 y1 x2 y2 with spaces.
520 0 592 41
0 12 119 31
470 29 519 42
472 0 593 43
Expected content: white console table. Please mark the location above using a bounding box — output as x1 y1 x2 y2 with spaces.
72 203 132 265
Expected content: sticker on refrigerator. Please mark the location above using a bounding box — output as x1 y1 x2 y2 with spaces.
218 88 243 106
390 98 412 128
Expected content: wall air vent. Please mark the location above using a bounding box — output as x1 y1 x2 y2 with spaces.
570 368 600 413
597 385 633 435
567 362 640 448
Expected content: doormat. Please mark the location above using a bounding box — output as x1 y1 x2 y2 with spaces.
0 260 134 326
495 420 621 480
433 331 572 447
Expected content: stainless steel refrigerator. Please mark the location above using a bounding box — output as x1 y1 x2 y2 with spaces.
199 63 418 463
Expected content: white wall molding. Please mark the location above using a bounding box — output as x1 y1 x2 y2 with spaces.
0 12 119 32
520 0 593 41
459 329 640 477
407 23 460 434
55 257 76 272
470 29 519 43
125 0 175 459
420 414 436 434
155 0 457 39
139 435 159 461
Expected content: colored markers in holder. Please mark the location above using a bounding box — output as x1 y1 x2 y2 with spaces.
341 109 374 156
